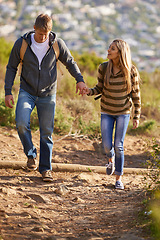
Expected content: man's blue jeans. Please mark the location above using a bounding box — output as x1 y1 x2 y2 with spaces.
101 113 130 176
15 89 56 173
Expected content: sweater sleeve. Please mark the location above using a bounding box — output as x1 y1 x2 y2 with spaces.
131 65 141 120
88 63 105 96
4 38 22 96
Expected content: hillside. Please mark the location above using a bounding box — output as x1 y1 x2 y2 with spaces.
0 0 160 72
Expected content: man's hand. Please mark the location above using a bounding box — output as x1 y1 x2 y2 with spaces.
5 95 15 108
76 82 87 96
133 119 139 129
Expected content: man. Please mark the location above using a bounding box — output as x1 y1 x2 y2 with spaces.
4 13 86 182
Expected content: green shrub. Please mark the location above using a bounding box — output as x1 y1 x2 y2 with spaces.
127 120 156 135
85 73 97 88
73 51 104 74
150 69 160 91
77 115 101 138
53 98 101 136
141 140 160 240
140 77 160 122
0 99 15 127
66 98 93 115
150 192 160 239
145 138 160 188
0 38 13 65
54 107 74 135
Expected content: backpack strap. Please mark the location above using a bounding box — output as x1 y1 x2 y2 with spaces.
53 39 64 77
18 39 28 76
52 39 59 60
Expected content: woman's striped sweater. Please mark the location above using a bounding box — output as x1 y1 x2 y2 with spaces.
89 61 141 120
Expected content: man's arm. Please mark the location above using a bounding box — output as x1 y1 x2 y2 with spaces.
4 38 22 96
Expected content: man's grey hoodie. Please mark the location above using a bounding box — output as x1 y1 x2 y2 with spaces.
4 31 84 97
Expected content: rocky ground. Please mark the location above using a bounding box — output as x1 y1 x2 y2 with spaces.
0 127 155 240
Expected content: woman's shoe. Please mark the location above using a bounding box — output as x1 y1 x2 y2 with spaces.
115 180 124 190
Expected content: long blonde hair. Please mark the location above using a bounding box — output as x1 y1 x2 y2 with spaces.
106 39 132 94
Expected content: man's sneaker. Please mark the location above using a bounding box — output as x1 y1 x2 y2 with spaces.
42 170 53 182
27 158 37 170
106 156 114 175
115 180 124 190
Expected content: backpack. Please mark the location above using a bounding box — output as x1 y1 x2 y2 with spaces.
18 38 60 76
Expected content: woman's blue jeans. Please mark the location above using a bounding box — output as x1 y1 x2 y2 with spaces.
15 89 56 173
101 113 130 176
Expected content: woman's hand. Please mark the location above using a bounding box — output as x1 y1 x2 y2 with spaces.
85 87 91 95
133 119 139 129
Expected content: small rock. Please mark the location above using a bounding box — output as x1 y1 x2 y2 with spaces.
55 184 69 195
78 172 101 183
27 194 48 203
21 212 32 218
31 227 44 232
18 224 24 228
72 197 85 203
0 187 17 195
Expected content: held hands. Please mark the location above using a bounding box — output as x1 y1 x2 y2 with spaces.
133 119 139 129
84 87 90 95
5 95 15 108
76 82 90 96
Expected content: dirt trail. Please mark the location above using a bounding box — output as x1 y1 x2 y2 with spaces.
0 127 154 240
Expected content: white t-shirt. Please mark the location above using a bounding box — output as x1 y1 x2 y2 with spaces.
31 33 49 69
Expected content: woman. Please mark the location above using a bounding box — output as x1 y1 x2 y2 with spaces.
85 39 141 189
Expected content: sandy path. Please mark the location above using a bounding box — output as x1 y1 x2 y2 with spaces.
0 127 153 240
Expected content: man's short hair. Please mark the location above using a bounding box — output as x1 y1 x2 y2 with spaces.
35 14 52 31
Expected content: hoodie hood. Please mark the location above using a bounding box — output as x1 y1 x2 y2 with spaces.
22 31 57 46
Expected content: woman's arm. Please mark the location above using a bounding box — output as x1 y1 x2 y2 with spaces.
131 65 141 123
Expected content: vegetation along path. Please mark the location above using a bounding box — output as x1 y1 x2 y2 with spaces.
0 126 154 240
